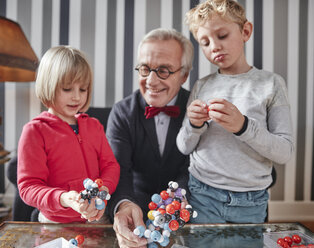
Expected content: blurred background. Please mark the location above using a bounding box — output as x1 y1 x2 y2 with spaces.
0 0 313 222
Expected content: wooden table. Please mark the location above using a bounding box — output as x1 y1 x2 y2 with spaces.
0 221 313 248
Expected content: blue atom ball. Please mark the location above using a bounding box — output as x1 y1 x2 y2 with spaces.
150 230 161 242
95 199 105 210
159 235 170 247
148 242 159 248
151 194 161 204
69 238 78 246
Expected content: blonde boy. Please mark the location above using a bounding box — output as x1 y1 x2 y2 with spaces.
177 0 294 223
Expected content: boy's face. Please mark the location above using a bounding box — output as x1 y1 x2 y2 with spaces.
196 14 252 74
137 39 188 107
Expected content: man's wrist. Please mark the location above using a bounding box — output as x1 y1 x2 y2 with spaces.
114 199 132 215
117 201 132 212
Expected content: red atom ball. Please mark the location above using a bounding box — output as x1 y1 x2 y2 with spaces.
277 238 285 246
168 220 179 231
75 234 84 245
281 242 290 248
292 234 302 244
160 190 169 200
180 209 190 222
172 200 181 210
284 236 293 246
148 201 158 210
95 178 103 188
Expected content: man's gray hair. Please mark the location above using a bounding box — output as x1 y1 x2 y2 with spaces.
137 28 194 74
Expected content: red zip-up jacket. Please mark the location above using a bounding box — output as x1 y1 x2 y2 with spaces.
17 111 120 223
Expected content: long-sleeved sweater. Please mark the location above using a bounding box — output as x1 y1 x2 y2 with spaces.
176 67 294 192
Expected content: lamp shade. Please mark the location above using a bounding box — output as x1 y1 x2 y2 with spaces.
0 16 38 82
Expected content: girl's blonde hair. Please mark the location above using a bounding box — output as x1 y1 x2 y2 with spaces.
186 0 247 40
35 46 93 112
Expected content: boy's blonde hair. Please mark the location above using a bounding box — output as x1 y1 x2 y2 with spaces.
186 0 247 40
35 46 93 112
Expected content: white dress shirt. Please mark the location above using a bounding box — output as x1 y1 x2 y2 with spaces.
154 96 177 156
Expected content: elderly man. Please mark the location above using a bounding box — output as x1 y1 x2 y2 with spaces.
106 28 194 247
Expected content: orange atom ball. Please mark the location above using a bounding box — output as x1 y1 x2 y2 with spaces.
166 204 175 215
158 208 166 215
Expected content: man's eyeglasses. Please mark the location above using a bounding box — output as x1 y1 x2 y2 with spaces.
135 65 182 80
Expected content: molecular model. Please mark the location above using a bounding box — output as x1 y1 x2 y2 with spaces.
133 181 197 247
80 178 111 210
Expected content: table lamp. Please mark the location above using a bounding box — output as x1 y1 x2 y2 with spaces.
0 16 38 206
0 16 38 165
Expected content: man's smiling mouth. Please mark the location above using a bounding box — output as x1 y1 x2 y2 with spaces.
146 88 166 95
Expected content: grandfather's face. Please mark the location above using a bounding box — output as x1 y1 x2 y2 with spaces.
137 39 188 107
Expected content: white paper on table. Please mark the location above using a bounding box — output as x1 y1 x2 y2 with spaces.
35 237 78 248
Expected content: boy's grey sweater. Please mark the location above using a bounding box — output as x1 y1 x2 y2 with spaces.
176 67 294 192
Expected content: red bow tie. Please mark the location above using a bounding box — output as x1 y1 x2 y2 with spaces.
144 106 180 119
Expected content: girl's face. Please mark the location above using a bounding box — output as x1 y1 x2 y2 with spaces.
49 82 88 124
196 14 252 75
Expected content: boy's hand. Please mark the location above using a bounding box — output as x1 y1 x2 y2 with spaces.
187 99 210 127
208 98 245 133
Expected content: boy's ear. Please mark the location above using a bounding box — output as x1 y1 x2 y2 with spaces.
242 21 253 42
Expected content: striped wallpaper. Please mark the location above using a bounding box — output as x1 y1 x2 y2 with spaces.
0 0 313 221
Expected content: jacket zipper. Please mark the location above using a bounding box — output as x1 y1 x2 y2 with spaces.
74 118 90 176
77 133 82 144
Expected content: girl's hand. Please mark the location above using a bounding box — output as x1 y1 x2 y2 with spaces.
78 197 105 222
187 99 210 127
60 190 105 222
80 185 109 222
60 190 81 210
207 98 245 133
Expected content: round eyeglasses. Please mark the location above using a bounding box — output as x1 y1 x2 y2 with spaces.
135 65 182 80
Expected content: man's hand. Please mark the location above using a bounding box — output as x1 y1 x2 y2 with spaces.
60 190 105 222
113 201 147 248
208 98 245 133
187 99 210 127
